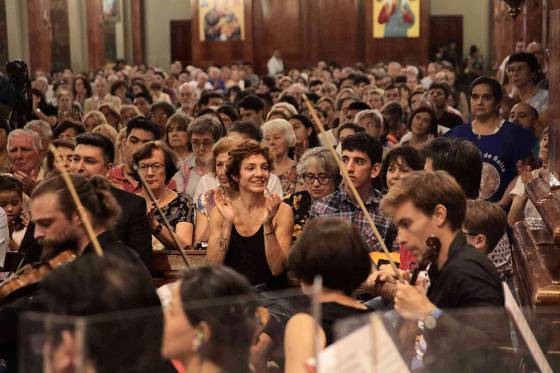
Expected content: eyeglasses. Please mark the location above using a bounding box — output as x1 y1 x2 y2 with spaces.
191 140 214 148
137 163 165 173
303 173 332 185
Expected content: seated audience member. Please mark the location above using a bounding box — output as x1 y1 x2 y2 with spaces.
337 123 365 146
309 133 398 252
463 199 508 257
133 92 153 116
508 129 549 225
509 102 541 137
288 114 319 161
133 141 195 250
45 137 75 177
30 88 57 126
266 102 298 122
53 120 86 140
400 106 438 150
262 119 300 195
378 171 505 370
56 89 82 123
148 101 176 137
217 104 239 131
361 86 385 110
83 110 108 132
354 109 385 143
177 82 196 116
84 76 122 113
7 129 44 195
506 52 549 114
19 133 153 268
40 255 174 373
98 102 122 130
120 104 143 126
0 175 27 251
238 95 265 127
164 112 192 164
194 137 283 243
228 121 263 142
207 142 293 287
284 147 340 241
445 76 536 203
428 82 464 129
345 101 370 122
381 101 406 147
284 217 371 373
162 265 257 373
92 123 119 144
379 145 425 270
173 115 224 197
108 117 160 193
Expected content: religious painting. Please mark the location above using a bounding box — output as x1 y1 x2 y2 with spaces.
198 0 244 41
373 0 420 38
103 0 120 22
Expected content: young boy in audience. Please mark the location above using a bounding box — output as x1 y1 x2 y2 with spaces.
463 199 508 258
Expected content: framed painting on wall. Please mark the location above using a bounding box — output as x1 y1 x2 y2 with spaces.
198 0 244 41
373 0 420 38
103 0 120 22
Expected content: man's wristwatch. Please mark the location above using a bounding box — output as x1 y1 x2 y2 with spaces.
423 307 443 330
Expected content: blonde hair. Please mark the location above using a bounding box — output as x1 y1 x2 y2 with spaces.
210 137 242 174
92 124 119 144
83 110 108 128
120 104 142 117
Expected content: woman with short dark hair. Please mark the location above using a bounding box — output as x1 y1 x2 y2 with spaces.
207 141 293 287
284 217 371 372
132 141 195 250
162 265 257 373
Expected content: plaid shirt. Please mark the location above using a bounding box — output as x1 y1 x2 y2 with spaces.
308 186 399 253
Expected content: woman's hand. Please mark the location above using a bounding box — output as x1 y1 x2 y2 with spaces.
214 188 235 224
263 192 281 225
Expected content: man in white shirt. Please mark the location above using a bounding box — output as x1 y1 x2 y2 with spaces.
267 49 284 76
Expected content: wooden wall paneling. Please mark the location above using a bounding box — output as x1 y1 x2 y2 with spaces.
130 0 144 65
524 0 543 44
311 0 362 67
86 0 106 69
429 15 463 62
27 0 53 74
50 0 71 70
253 0 304 74
191 0 253 69
548 9 560 178
0 0 7 66
363 0 429 66
171 20 192 66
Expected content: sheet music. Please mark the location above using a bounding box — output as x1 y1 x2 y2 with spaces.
503 282 553 373
318 314 409 373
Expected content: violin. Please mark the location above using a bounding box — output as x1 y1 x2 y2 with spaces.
0 249 78 305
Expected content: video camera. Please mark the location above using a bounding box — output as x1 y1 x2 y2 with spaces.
0 60 32 130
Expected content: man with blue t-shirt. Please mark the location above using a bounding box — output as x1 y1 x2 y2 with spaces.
445 77 536 203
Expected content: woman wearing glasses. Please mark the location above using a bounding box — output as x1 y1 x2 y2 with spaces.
284 147 340 241
133 141 195 250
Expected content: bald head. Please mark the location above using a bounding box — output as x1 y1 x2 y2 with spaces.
509 102 538 131
526 41 546 69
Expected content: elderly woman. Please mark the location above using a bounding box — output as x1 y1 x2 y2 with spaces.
194 137 283 243
173 115 224 197
132 141 195 250
284 147 340 240
164 112 192 164
208 141 293 287
162 265 257 373
284 217 370 373
56 89 82 123
399 106 438 150
262 119 300 195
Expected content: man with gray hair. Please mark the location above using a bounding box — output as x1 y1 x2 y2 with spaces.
24 120 52 158
7 129 44 194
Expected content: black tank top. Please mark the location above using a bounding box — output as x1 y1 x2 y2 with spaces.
321 302 370 346
225 224 273 286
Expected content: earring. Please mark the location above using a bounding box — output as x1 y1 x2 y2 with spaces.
192 330 204 351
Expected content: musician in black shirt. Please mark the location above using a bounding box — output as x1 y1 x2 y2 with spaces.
379 170 506 370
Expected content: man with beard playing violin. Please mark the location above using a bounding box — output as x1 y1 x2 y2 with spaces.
373 170 506 371
0 174 150 371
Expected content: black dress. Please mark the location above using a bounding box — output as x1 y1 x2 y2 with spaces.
321 302 370 346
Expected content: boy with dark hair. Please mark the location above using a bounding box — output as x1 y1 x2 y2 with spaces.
309 133 397 252
238 95 265 126
463 199 507 255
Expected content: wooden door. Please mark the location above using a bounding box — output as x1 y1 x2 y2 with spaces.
171 20 192 66
429 15 463 66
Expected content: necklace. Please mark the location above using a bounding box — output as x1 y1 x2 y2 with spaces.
472 119 504 140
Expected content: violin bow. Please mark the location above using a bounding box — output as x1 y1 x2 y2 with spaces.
302 94 403 282
133 163 191 268
48 145 103 257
